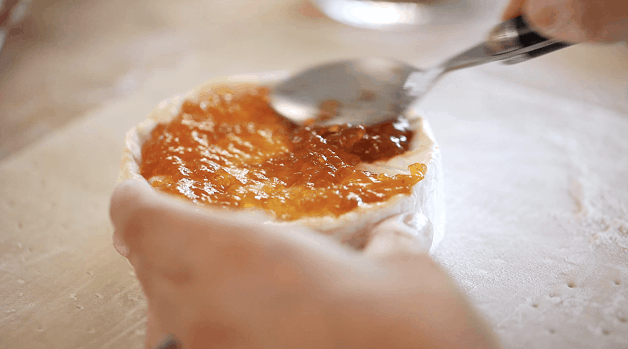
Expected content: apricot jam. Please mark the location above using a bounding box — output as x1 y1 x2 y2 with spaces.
140 85 426 221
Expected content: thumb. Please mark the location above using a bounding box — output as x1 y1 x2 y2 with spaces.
523 0 628 43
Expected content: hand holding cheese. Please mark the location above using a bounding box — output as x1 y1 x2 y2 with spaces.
110 180 501 349
502 0 628 42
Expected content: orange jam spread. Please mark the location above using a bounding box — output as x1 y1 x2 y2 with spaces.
140 85 426 221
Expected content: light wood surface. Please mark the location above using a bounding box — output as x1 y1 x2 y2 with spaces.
1 0 627 348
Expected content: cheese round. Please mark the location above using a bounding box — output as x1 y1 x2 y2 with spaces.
117 73 444 253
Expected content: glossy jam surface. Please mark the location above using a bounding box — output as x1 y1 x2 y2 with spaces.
140 85 426 220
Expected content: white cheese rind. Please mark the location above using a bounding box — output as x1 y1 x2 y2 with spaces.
118 74 444 253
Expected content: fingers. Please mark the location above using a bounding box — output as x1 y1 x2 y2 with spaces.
110 179 271 264
501 0 526 20
110 179 155 256
110 179 262 251
502 0 628 42
109 179 364 282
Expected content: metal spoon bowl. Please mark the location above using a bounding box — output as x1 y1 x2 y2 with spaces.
270 58 418 126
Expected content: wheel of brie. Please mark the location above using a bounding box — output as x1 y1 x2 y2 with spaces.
116 73 444 253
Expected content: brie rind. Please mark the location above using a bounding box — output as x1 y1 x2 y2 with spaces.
118 74 444 253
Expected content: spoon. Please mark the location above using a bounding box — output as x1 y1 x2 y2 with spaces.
270 16 571 126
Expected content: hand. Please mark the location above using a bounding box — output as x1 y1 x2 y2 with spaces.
502 0 628 43
110 180 501 349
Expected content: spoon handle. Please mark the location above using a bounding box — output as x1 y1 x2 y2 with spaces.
404 16 572 100
486 15 572 64
437 15 572 73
